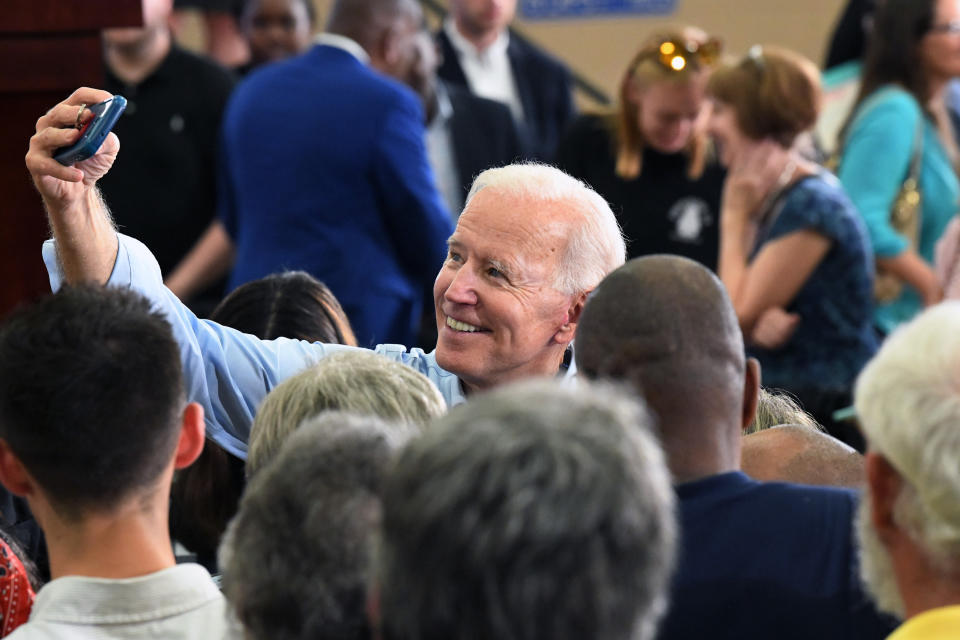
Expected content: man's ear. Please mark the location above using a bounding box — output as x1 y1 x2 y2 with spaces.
376 22 406 73
173 402 206 470
741 357 760 431
865 452 903 543
553 291 589 345
0 440 35 498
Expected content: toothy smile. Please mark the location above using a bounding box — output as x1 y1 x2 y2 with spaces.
446 316 485 332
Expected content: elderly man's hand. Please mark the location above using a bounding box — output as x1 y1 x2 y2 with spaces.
26 88 119 213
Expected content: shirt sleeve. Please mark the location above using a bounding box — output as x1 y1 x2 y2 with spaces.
838 89 919 258
766 178 851 243
42 234 353 459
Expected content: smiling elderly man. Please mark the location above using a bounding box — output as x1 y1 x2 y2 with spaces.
25 87 624 459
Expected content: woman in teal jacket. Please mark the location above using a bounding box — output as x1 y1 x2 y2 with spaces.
839 0 960 334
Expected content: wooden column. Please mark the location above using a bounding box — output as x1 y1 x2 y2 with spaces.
0 1 141 318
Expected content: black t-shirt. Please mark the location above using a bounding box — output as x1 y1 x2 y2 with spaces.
100 45 235 307
556 114 725 270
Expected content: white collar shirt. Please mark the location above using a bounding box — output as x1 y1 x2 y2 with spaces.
425 83 464 219
443 18 524 121
313 32 371 65
6 564 234 640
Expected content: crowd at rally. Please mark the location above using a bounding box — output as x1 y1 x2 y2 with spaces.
3 0 960 637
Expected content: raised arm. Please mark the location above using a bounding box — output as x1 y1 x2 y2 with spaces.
27 89 353 458
718 143 831 339
25 87 120 285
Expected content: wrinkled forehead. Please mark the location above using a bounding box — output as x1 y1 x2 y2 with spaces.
455 189 574 271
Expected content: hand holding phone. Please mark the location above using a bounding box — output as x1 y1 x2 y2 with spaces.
54 96 127 166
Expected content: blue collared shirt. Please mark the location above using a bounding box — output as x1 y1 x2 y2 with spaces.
42 234 465 459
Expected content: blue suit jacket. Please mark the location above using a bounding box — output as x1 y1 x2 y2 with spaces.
657 472 897 640
219 44 453 347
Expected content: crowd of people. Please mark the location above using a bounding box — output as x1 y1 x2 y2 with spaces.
4 0 960 638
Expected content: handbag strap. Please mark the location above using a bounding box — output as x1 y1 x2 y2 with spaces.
906 113 924 183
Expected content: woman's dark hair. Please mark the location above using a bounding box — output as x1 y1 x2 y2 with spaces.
840 0 937 140
209 271 357 346
170 272 356 571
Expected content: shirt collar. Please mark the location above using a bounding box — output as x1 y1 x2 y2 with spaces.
432 81 455 129
314 32 371 65
30 564 222 625
443 17 510 61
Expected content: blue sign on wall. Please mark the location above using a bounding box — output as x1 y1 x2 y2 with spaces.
520 0 677 19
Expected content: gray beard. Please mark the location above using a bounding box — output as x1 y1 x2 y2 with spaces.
856 494 907 619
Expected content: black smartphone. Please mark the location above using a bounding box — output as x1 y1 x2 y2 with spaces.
54 96 127 166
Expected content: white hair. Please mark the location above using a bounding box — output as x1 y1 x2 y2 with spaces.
465 163 626 295
854 302 960 569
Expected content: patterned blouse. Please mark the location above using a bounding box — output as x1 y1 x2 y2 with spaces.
748 172 878 393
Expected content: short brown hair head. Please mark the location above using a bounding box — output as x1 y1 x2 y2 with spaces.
707 45 821 148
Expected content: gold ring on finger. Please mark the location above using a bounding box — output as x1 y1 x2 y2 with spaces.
75 104 87 129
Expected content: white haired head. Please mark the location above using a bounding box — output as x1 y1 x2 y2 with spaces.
465 163 626 295
854 302 960 572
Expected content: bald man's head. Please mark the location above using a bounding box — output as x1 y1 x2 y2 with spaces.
576 256 757 481
326 0 422 77
742 425 864 488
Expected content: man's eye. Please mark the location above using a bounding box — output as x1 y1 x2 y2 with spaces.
447 251 462 263
486 267 504 278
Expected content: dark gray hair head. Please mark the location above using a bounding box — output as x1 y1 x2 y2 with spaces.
376 379 677 640
221 412 416 640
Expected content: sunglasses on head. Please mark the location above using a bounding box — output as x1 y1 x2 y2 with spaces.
929 19 960 35
632 37 722 74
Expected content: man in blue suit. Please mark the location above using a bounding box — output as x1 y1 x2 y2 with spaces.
175 0 453 348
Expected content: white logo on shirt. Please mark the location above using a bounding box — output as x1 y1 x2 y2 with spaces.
668 197 712 244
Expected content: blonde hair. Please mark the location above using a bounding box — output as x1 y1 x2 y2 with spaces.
745 388 821 435
615 26 714 180
707 45 821 148
246 351 446 476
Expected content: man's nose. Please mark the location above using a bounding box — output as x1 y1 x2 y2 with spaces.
444 266 479 305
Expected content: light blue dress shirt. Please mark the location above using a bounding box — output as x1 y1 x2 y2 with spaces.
43 234 466 459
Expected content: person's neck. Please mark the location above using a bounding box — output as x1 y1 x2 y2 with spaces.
663 418 742 484
893 542 960 620
460 351 567 396
454 19 502 53
104 27 171 85
927 74 949 109
37 494 176 581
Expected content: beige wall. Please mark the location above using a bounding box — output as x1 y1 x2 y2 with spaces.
509 0 847 108
182 0 847 107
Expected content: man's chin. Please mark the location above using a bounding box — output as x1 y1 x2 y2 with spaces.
856 498 907 619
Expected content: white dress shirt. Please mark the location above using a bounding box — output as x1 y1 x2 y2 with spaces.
7 564 234 640
443 18 524 122
425 84 464 218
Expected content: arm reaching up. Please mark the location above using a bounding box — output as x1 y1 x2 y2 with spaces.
25 87 120 285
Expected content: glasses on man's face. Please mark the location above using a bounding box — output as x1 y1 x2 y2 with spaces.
631 37 722 74
930 19 960 35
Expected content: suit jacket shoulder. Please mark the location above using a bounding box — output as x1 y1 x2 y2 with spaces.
445 82 523 194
